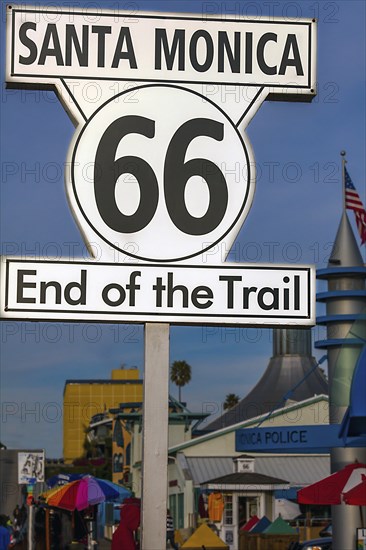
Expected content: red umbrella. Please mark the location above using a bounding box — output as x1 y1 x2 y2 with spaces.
343 474 366 506
297 463 366 505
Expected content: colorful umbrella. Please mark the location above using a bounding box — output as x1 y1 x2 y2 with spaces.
297 463 366 505
343 474 366 506
42 475 129 511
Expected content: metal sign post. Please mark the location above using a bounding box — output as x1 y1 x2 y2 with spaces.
17 451 45 550
27 498 34 550
141 323 170 550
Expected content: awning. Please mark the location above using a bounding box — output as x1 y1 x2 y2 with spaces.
201 472 289 492
184 455 330 488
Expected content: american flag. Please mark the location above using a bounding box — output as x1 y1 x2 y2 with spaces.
345 167 366 245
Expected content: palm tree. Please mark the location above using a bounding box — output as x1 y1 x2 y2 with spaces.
170 360 192 402
223 393 240 410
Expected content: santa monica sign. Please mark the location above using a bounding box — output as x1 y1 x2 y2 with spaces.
2 5 317 326
8 7 314 89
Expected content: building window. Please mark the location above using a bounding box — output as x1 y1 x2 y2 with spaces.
113 452 123 473
168 494 184 529
178 493 184 529
169 495 177 528
224 495 233 525
125 443 131 466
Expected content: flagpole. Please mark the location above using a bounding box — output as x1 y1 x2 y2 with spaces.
340 150 346 212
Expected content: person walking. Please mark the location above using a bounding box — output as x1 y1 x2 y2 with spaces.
166 510 178 550
112 498 141 550
0 516 10 550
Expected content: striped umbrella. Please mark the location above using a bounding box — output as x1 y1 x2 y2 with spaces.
42 475 129 511
343 475 366 506
297 463 366 505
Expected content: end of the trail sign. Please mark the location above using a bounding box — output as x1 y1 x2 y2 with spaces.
6 5 316 99
0 259 315 326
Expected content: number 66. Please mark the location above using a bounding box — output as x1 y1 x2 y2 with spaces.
94 115 228 236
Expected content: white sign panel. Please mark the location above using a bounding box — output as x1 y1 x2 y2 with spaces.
7 6 316 94
1 258 314 325
18 451 45 484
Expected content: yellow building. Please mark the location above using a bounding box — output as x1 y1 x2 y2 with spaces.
63 368 143 463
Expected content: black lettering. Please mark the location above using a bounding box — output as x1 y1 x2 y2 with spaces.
64 270 87 306
218 31 240 73
219 276 242 309
112 27 137 69
17 270 36 304
65 24 89 67
91 26 112 68
279 34 304 75
94 115 157 233
190 30 214 73
153 277 166 307
155 29 185 70
19 22 37 65
126 271 141 306
167 272 188 308
40 281 62 304
258 287 279 310
283 276 290 310
242 286 257 309
102 283 126 306
38 24 64 66
245 32 253 74
257 32 277 75
191 286 213 309
294 275 300 310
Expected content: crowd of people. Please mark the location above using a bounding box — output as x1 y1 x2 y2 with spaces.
0 501 181 549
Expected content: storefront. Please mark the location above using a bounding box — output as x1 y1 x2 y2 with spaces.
199 456 289 550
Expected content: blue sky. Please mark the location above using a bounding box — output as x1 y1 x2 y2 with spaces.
0 0 365 456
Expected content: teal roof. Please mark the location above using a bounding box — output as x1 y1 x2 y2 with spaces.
263 516 297 534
